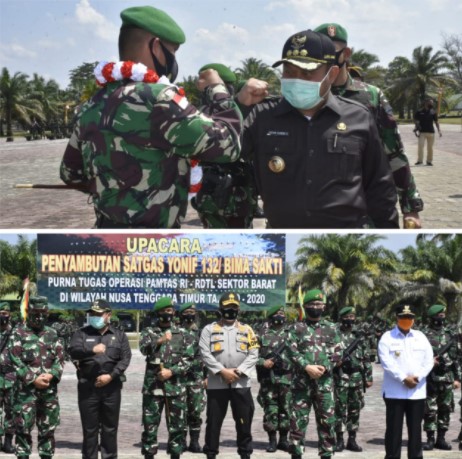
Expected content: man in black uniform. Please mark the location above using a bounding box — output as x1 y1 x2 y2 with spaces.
414 98 442 166
241 29 398 229
69 300 132 459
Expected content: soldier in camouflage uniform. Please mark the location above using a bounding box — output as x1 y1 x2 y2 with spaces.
315 23 424 229
139 297 195 459
256 305 292 453
50 315 71 361
177 302 205 453
284 290 343 459
60 5 243 229
0 302 15 454
9 297 64 459
193 63 258 229
334 307 373 453
421 304 461 451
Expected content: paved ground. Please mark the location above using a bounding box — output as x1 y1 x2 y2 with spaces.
1 123 461 229
0 348 460 459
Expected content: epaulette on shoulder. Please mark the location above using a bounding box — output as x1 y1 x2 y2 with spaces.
212 322 222 333
336 95 371 113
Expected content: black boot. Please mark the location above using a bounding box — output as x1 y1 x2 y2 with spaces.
239 454 251 459
2 433 14 453
346 431 362 452
144 454 154 459
291 455 302 459
170 455 180 459
266 431 277 452
206 454 216 459
435 430 452 450
335 432 345 452
277 430 290 451
188 430 201 453
459 430 462 450
422 431 435 451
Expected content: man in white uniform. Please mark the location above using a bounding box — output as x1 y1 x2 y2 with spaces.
378 304 433 459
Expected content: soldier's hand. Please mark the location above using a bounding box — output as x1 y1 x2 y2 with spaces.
203 378 208 389
305 364 325 380
157 368 173 381
197 69 224 92
42 373 54 383
163 331 172 343
263 359 275 369
237 78 269 106
454 380 461 389
33 374 50 389
433 356 440 366
366 381 373 388
93 343 106 354
95 374 112 388
403 213 421 229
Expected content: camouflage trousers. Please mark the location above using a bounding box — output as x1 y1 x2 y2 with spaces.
257 380 292 432
142 393 186 455
0 386 14 435
334 378 364 433
13 387 60 457
184 383 205 433
424 380 454 432
289 379 336 457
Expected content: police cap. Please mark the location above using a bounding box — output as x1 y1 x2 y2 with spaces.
395 304 415 317
86 299 111 314
219 292 240 307
273 30 336 71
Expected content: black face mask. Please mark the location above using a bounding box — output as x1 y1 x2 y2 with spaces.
0 316 10 326
305 307 323 319
182 315 196 324
431 318 444 328
221 308 239 320
342 319 355 328
335 48 347 68
270 315 286 326
150 39 178 82
27 314 47 331
158 313 174 324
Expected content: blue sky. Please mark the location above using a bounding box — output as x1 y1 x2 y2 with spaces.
1 0 460 89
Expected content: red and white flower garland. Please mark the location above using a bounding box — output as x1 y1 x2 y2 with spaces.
94 61 160 86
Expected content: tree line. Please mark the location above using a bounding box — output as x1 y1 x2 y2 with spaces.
1 34 461 140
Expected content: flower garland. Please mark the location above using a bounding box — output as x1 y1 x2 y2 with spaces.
94 61 160 86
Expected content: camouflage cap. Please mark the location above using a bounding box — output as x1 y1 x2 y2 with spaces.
29 296 49 311
395 304 415 316
179 302 196 314
273 29 336 71
339 306 356 317
266 305 284 317
314 23 348 44
427 304 446 317
0 302 10 312
154 296 174 312
219 292 240 307
303 289 326 305
120 6 186 45
199 63 237 84
87 299 111 314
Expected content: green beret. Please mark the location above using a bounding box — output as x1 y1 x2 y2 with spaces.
0 302 10 312
266 305 284 318
314 23 348 44
29 296 48 311
428 304 446 317
303 289 326 305
339 306 355 317
120 6 186 45
179 302 196 314
199 63 236 84
154 296 174 312
219 292 240 307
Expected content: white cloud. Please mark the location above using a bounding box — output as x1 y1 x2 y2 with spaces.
37 39 61 50
75 0 118 41
0 43 37 60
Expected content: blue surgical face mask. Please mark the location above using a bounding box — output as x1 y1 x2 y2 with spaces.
281 70 331 110
89 316 106 330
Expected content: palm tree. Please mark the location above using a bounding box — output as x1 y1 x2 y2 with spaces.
400 235 462 319
387 46 451 114
0 236 37 298
288 234 399 319
350 49 379 70
234 58 280 94
0 68 43 140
